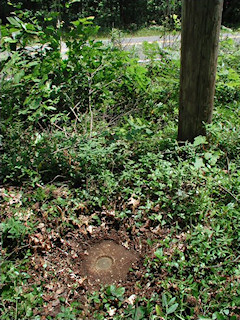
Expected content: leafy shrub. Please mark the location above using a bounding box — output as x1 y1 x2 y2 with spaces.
216 39 240 104
0 13 181 190
1 217 28 251
0 15 151 129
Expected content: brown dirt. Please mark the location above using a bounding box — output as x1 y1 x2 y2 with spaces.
82 240 139 289
0 187 174 318
25 213 170 318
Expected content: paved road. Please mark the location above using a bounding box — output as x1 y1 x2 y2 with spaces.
107 32 240 47
1 32 240 62
59 34 180 55
60 32 240 60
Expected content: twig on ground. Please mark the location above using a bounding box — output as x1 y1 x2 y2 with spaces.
1 244 30 262
48 175 66 184
219 185 239 203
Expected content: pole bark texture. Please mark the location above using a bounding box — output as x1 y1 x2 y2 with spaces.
178 0 223 142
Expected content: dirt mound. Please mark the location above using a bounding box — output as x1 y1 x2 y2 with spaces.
25 212 170 318
82 240 139 289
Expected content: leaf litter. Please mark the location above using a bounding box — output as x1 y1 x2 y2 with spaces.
0 185 175 318
1 185 239 319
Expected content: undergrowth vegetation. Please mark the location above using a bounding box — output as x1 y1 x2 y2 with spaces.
0 13 240 320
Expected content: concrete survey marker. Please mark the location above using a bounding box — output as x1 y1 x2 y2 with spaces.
96 256 113 270
83 240 138 287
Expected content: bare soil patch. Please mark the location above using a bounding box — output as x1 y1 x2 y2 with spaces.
82 240 139 289
26 212 171 318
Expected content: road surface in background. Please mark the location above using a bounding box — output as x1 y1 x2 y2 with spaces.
1 33 239 62
60 32 240 61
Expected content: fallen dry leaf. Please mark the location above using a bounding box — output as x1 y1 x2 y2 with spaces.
55 287 65 295
108 307 117 316
128 194 140 212
126 294 137 305
86 225 94 234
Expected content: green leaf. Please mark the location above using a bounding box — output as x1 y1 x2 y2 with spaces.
168 297 176 305
7 17 21 28
114 286 125 298
3 36 17 43
67 0 81 7
154 248 163 259
193 135 207 147
166 303 178 314
209 154 220 166
162 293 167 308
204 152 212 160
134 306 145 320
107 285 125 298
194 157 204 169
26 61 39 68
14 70 25 83
155 305 164 316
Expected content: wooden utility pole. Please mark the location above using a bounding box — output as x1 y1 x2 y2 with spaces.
178 0 224 142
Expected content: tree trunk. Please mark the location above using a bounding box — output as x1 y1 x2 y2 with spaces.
178 0 224 142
